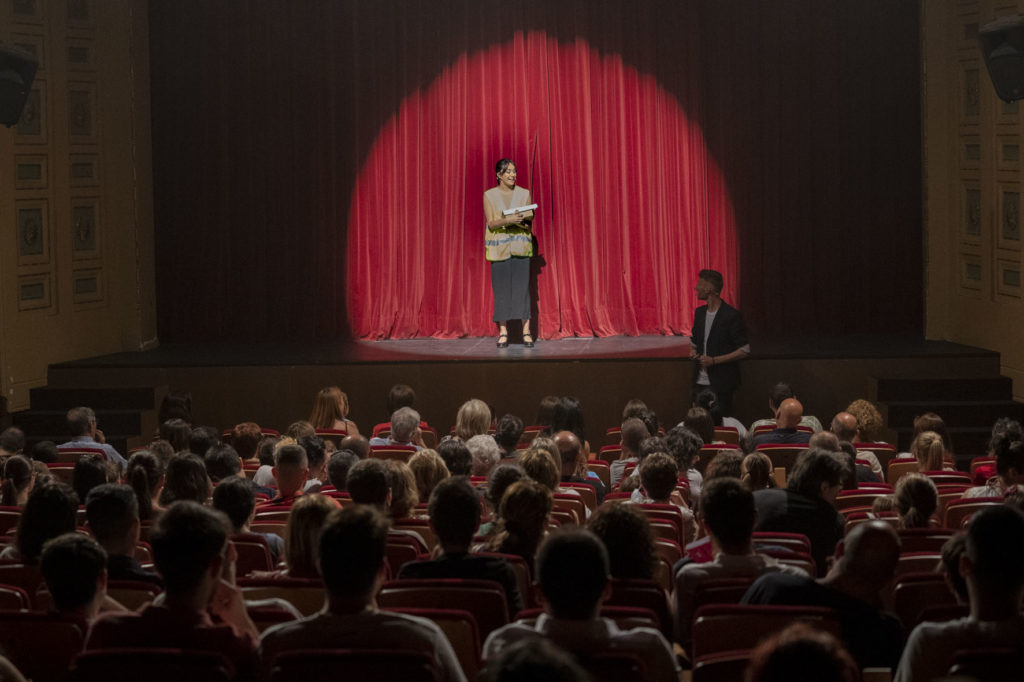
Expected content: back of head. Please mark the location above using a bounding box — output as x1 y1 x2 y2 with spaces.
408 449 449 501
72 454 113 503
30 440 59 464
637 409 660 438
188 426 221 457
429 477 481 548
988 417 1023 456
390 406 421 443
768 382 794 411
808 431 840 452
665 425 703 470
327 450 360 491
910 431 945 471
518 447 560 491
0 427 25 454
339 434 370 460
621 399 648 422
285 421 316 440
537 530 609 619
494 480 552 558
486 463 525 510
66 406 95 437
127 451 164 521
150 501 229 594
994 437 1024 480
147 439 175 466
536 395 559 427
639 452 678 501
550 397 585 443
16 482 79 562
438 438 472 476
40 533 107 612
204 443 242 482
257 435 280 466
85 484 139 548
940 532 969 603
741 452 775 491
161 452 212 505
211 476 255 532
0 455 34 505
159 418 192 452
701 477 756 549
319 506 389 598
586 503 655 580
455 400 490 442
684 407 714 446
495 414 525 452
787 449 848 500
912 412 951 452
284 494 336 578
705 451 743 481
298 435 327 474
552 431 582 470
693 389 723 426
776 399 803 428
638 436 668 462
467 435 501 477
346 458 390 506
274 443 309 494
838 520 901 588
845 399 883 440
894 473 938 529
829 412 858 442
965 505 1024 595
483 638 590 682
620 417 648 454
385 459 418 519
386 384 417 415
231 422 262 460
309 386 346 429
698 268 724 294
746 623 859 682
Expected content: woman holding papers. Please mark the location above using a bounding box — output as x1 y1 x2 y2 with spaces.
483 158 536 348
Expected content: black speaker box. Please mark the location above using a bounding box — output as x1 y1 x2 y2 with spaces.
980 15 1024 103
0 43 39 127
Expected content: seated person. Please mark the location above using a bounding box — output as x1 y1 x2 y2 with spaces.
348 458 427 551
297 435 328 493
553 431 605 504
587 503 658 581
86 502 260 679
482 530 679 682
481 637 590 682
751 399 813 448
673 478 808 647
468 434 502 478
495 414 525 460
966 421 1024 498
0 482 79 563
893 473 938 529
749 382 823 433
746 623 859 682
610 418 648 488
895 506 1024 682
326 449 360 491
742 520 904 671
260 444 309 507
830 412 883 476
205 443 274 498
85 484 162 585
40 533 126 624
212 477 284 564
438 438 473 477
630 452 696 542
368 407 424 451
752 449 847 576
398 477 523 615
339 434 370 460
408 449 450 502
665 425 704 501
258 506 465 682
231 422 263 464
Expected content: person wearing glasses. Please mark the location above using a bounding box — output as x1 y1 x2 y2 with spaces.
484 158 535 348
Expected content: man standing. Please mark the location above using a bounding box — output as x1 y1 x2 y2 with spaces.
688 269 749 417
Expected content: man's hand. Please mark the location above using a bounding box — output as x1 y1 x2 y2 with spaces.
689 346 698 359
94 428 107 444
698 354 715 369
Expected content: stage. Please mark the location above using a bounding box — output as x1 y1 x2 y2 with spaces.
40 334 1003 456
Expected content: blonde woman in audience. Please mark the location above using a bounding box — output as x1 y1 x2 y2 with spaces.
894 473 938 528
408 449 449 502
255 493 337 578
308 386 360 435
741 452 776 491
0 455 35 506
454 398 491 442
911 431 953 472
483 479 552 567
385 460 421 519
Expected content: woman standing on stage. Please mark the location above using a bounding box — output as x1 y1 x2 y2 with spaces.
484 158 535 348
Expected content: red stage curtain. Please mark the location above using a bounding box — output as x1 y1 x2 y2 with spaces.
346 7 736 340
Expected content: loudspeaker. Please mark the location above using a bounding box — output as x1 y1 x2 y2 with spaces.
980 15 1024 103
0 43 39 127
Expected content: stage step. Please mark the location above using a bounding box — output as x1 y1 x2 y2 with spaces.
12 386 164 456
885 400 1024 427
876 376 1012 402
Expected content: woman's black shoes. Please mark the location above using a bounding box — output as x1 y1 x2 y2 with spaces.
523 334 534 348
497 334 509 348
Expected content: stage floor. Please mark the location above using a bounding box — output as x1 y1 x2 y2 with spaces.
54 333 994 368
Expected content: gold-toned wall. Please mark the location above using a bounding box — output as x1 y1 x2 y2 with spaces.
0 0 156 412
924 0 1024 399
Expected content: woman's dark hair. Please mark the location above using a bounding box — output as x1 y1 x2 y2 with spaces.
694 388 724 427
550 397 586 444
621 399 648 422
486 463 526 511
684 407 715 446
15 482 79 563
487 480 552 563
495 158 515 177
587 503 656 580
0 455 34 506
158 390 193 424
535 396 559 427
159 452 211 505
30 440 59 464
72 455 114 503
127 451 164 521
159 418 192 453
386 384 417 416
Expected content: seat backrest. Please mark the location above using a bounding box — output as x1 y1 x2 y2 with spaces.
944 497 1004 529
691 650 750 682
0 582 30 610
247 602 301 634
895 551 942 575
231 534 275 576
104 580 163 610
947 646 1024 682
598 445 622 463
605 578 672 637
0 611 85 682
0 509 22 537
575 651 647 682
897 528 954 553
472 551 534 608
254 509 292 523
835 491 887 511
889 571 958 629
559 482 597 511
692 577 756 609
844 510 900 535
758 547 816 576
922 470 973 487
754 445 809 472
386 542 421 577
46 462 77 485
691 604 841 659
751 531 812 555
586 461 611 490
56 448 107 464
713 426 740 445
269 648 441 682
377 578 509 637
887 459 920 485
368 446 417 463
313 429 348 447
392 519 440 552
551 495 585 526
383 607 481 679
69 648 233 682
238 577 325 616
0 563 43 606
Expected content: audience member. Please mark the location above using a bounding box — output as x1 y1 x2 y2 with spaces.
309 386 359 435
535 395 560 430
399 477 523 615
438 437 472 476
266 494 337 579
40 533 119 624
621 399 648 422
212 477 284 564
188 425 221 457
126 450 165 521
232 422 264 463
743 520 903 670
694 387 748 439
682 406 715 447
159 452 212 505
408 449 449 501
741 452 775 491
264 444 308 506
895 506 1024 682
665 425 704 499
752 399 813 448
160 418 192 453
704 450 743 481
548 397 590 458
72 454 115 504
495 414 525 458
455 399 492 442
385 459 420 519
483 479 552 567
745 622 859 682
939 531 969 604
749 382 824 434
673 478 808 646
85 502 259 678
587 502 656 580
483 530 679 681
633 453 696 539
1 482 78 563
894 473 938 529
30 440 59 464
256 435 280 467
347 458 392 511
158 390 193 425
481 464 526 536
57 406 126 471
147 438 175 465
553 431 605 503
85 484 162 585
284 420 315 440
966 431 1024 498
0 427 25 457
752 449 846 575
831 411 883 477
910 431 952 472
845 399 886 443
481 637 590 682
258 506 465 682
297 435 327 492
610 418 647 488
468 434 502 477
0 454 35 506
326 449 360 491
369 407 424 450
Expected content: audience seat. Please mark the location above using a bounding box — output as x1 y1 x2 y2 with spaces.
697 444 740 475
0 583 30 610
605 578 672 637
654 537 683 567
392 519 439 552
46 462 77 486
754 445 809 472
944 497 1004 529
895 551 942 575
55 448 107 464
586 460 611 490
469 551 534 608
0 563 43 606
368 445 418 463
549 510 574 527
887 459 919 485
691 650 750 682
100 580 161 610
0 611 85 682
238 577 324 616
576 651 647 682
692 578 757 610
888 571 958 629
270 649 440 682
313 429 347 447
835 490 888 511
916 603 969 628
246 602 301 634
751 531 812 556
752 424 813 435
253 508 292 523
0 508 21 537
70 648 234 682
758 547 816 576
712 426 740 445
923 470 973 486
936 484 973 513
386 540 421 577
559 482 597 511
598 445 622 463
384 607 481 679
947 647 1024 682
690 604 841 659
552 495 585 526
249 520 288 537
853 442 898 471
897 528 954 553
231 533 275 576
844 510 900 535
517 426 544 449
377 578 509 638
